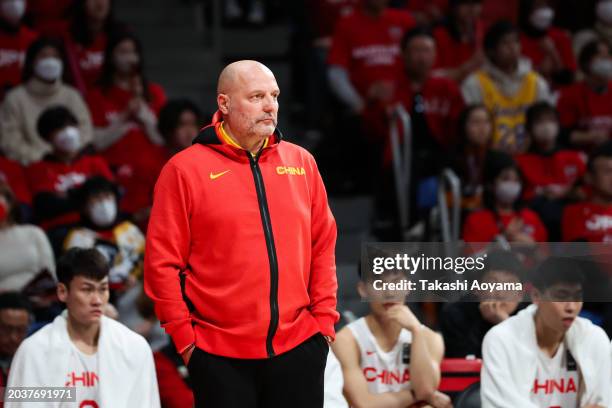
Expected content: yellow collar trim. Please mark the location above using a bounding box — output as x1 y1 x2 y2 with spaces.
219 122 269 156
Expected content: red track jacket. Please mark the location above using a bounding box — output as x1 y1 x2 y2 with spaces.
144 112 338 359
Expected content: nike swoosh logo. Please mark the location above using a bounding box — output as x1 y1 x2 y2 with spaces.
210 170 230 180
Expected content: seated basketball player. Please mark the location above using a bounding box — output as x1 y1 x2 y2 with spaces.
332 267 451 408
481 257 610 408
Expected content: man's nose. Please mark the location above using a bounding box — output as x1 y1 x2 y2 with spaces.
262 95 277 112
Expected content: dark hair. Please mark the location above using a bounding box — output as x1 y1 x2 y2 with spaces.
482 149 523 210
22 37 68 83
69 0 124 46
483 20 519 60
458 104 491 148
525 101 558 134
588 141 612 173
56 247 109 286
447 0 483 41
479 250 524 281
578 39 610 75
0 292 31 314
531 256 584 292
36 106 79 142
97 31 150 100
0 184 20 225
401 26 435 51
157 99 202 143
71 176 120 210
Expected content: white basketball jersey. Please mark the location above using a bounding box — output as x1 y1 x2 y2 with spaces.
347 317 412 394
530 342 580 408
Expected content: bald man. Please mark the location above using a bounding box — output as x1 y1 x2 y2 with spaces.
144 60 339 407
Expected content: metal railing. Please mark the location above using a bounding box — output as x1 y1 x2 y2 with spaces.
388 104 412 240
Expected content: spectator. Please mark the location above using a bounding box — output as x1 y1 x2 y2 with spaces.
157 99 203 158
308 0 357 51
439 250 524 358
87 31 167 217
332 268 451 408
0 0 38 101
516 102 586 240
562 141 612 242
463 150 548 242
5 247 161 408
557 40 612 150
433 0 485 82
573 0 612 57
224 0 266 25
66 0 126 92
518 0 576 87
64 176 144 291
481 257 610 407
23 0 73 35
0 292 31 390
0 154 31 217
25 106 113 231
0 184 55 292
462 20 551 153
453 104 493 210
0 37 93 165
327 0 415 115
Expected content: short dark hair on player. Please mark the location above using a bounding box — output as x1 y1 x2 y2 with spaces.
531 257 584 292
56 247 110 287
479 250 524 281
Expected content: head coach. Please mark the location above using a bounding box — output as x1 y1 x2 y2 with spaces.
144 60 339 407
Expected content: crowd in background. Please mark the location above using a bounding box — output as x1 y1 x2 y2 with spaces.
2 0 612 406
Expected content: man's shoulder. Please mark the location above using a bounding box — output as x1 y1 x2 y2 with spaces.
17 322 56 352
102 316 149 346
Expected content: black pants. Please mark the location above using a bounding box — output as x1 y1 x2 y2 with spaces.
188 333 329 407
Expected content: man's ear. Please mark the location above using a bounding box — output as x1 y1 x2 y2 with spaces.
217 94 230 115
531 287 542 306
357 281 368 298
57 282 68 303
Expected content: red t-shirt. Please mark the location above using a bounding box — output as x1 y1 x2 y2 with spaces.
557 81 612 140
26 154 114 229
0 155 31 205
309 0 357 40
25 0 73 35
515 150 586 201
462 207 549 242
87 83 168 213
26 155 113 195
327 8 415 96
433 24 480 70
0 25 38 97
520 28 577 73
562 201 612 242
73 32 107 90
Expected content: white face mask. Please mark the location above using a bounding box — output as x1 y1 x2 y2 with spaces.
591 58 612 78
34 57 63 82
113 53 139 74
530 7 555 31
89 199 117 227
54 126 81 153
1 0 25 24
533 121 559 143
495 180 522 205
597 0 612 25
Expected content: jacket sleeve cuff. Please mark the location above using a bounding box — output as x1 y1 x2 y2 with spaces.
166 320 196 354
315 314 338 341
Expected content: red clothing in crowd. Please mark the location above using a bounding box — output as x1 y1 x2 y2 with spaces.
481 0 519 28
463 207 548 242
0 155 31 205
153 351 194 408
309 0 357 40
557 82 612 141
520 29 577 74
515 150 586 201
70 32 107 90
26 154 113 229
87 83 168 214
0 25 38 98
25 0 73 35
433 24 481 70
328 7 415 96
562 202 612 242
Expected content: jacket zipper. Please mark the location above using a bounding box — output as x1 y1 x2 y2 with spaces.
248 151 280 358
